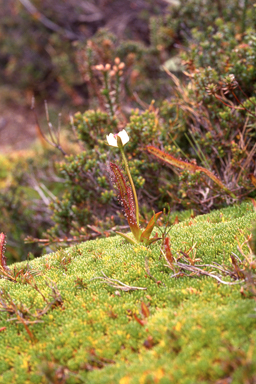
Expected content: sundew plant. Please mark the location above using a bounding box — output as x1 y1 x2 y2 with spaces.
106 129 162 245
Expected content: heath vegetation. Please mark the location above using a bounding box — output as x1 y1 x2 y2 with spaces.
0 1 256 382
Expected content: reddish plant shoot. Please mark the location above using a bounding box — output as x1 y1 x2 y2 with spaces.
110 163 141 241
107 130 162 245
0 233 8 272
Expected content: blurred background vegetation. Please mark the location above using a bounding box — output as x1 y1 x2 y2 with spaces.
0 0 255 264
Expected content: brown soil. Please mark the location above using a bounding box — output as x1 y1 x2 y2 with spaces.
0 103 38 154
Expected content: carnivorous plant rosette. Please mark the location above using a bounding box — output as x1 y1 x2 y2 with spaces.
106 129 162 245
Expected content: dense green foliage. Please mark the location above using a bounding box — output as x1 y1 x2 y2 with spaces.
0 0 169 102
1 2 256 382
0 0 256 261
33 1 256 248
0 202 255 383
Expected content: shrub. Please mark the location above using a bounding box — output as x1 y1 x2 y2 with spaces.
43 5 256 246
1 0 256 256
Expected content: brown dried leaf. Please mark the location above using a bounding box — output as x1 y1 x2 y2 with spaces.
141 301 150 318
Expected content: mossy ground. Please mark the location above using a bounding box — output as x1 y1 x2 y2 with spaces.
0 201 256 383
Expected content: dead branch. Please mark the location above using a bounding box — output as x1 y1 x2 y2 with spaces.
88 272 147 291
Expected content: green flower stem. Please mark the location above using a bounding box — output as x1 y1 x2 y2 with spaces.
119 145 140 226
103 72 115 118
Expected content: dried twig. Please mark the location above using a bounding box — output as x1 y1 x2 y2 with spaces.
0 279 63 341
176 261 244 285
31 99 67 156
161 240 248 285
88 272 147 291
0 290 37 341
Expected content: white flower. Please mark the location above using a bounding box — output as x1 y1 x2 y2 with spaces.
106 129 129 147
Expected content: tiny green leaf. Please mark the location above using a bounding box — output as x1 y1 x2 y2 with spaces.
115 231 138 245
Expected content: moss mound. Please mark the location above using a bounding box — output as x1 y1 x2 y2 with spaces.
0 201 256 383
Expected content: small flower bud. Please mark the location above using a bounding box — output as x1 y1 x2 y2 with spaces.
94 64 104 71
114 57 121 65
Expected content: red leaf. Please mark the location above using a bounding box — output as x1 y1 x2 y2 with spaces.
174 215 179 225
147 146 235 197
249 197 256 211
140 211 162 243
141 301 150 318
249 174 256 188
164 237 173 266
0 233 8 272
110 163 141 240
133 313 145 326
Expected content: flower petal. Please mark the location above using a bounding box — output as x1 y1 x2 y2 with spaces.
107 130 129 147
106 133 118 147
118 130 129 146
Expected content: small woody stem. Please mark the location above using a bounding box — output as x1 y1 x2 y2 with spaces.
119 146 140 226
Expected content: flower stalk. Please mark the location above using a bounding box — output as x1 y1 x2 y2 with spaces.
107 130 162 245
118 137 140 226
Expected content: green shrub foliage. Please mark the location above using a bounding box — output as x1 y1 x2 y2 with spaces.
46 14 256 245
0 0 256 255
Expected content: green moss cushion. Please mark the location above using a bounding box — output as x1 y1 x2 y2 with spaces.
0 201 256 384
